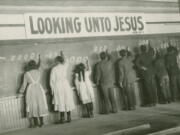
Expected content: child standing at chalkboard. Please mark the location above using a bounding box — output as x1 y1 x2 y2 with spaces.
18 55 48 128
74 59 95 118
50 51 75 124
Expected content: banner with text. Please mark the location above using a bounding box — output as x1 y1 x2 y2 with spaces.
24 13 146 39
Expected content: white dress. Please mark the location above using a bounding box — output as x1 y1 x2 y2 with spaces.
75 70 95 104
20 70 48 118
50 63 75 112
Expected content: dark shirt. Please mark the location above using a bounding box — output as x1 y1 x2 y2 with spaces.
154 57 168 78
118 57 137 84
165 53 179 75
135 51 155 76
95 59 115 87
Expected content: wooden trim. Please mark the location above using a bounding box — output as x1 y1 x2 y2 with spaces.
0 6 178 13
0 24 25 27
146 21 180 24
144 0 177 2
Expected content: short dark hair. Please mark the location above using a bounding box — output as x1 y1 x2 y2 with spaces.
27 60 37 70
74 63 85 81
119 49 127 57
100 52 107 60
127 50 132 57
140 45 147 53
167 46 176 53
55 56 65 64
79 63 85 70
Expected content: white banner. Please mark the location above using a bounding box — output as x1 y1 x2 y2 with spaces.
24 13 146 39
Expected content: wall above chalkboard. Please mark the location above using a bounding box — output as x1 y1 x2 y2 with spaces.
0 13 180 40
0 33 180 46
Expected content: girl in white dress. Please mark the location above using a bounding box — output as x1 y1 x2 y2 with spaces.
18 55 48 128
50 51 75 123
74 59 95 118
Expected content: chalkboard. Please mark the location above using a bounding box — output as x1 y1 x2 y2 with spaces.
0 34 180 97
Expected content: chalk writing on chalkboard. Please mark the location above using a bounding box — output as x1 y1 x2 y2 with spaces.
24 54 28 61
67 56 88 64
10 56 16 61
9 53 88 64
10 52 59 62
93 45 107 53
0 57 6 60
138 40 149 46
116 46 126 51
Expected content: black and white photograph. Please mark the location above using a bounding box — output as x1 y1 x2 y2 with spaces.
0 0 180 135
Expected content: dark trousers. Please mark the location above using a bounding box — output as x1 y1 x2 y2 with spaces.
60 111 71 123
158 75 171 103
121 83 136 110
169 74 180 101
84 102 94 117
100 85 117 114
141 74 157 106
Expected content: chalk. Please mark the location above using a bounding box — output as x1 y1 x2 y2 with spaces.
121 46 125 49
34 43 38 46
103 124 151 135
30 52 36 59
0 56 6 60
17 55 22 61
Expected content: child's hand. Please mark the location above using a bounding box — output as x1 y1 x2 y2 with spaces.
106 49 109 54
119 82 123 88
60 50 64 55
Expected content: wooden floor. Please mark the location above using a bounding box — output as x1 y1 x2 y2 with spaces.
1 102 180 135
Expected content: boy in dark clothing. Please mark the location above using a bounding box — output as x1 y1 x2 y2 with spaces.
135 45 157 106
118 49 137 110
95 51 117 114
155 50 171 103
165 46 180 101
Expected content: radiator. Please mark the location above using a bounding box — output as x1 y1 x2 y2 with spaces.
0 96 28 132
0 87 98 133
0 95 81 133
0 85 140 133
